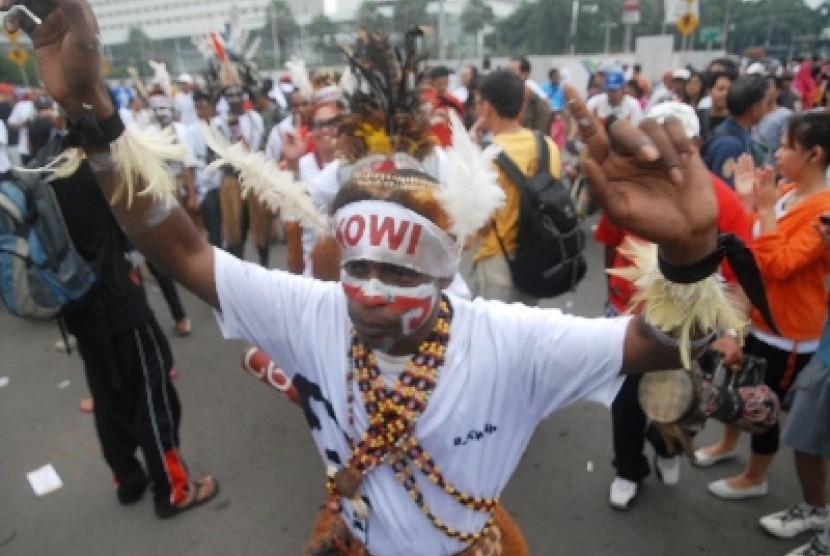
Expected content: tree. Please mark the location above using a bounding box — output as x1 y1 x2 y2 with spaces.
265 0 299 60
393 0 430 36
307 14 338 49
355 0 389 34
459 0 494 56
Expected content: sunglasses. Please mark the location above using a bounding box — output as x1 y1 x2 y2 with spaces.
311 116 342 130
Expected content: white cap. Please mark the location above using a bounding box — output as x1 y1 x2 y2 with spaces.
177 73 193 84
746 62 767 75
672 68 691 80
646 101 700 139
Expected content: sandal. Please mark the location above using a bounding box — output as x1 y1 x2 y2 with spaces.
155 476 219 519
174 318 192 337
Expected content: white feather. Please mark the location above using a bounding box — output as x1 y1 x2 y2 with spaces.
148 60 172 98
339 66 356 96
244 36 261 62
198 123 329 235
285 56 314 100
437 110 505 244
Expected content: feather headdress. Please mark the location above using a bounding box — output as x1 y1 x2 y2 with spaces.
193 9 261 99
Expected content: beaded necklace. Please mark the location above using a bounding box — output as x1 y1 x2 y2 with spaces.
326 296 499 542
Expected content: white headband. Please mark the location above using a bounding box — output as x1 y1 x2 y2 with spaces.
333 200 460 278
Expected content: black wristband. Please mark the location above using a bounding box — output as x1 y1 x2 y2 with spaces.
64 108 125 148
658 249 721 284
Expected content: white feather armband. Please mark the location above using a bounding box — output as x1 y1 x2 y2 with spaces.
608 238 746 368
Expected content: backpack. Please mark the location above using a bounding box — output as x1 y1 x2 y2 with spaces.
494 131 587 298
0 153 97 320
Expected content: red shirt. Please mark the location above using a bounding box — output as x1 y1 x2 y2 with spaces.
594 173 752 312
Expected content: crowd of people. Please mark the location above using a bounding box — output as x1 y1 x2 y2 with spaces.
1 0 830 552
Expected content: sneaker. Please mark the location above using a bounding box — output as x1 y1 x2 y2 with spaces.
609 477 638 510
785 534 830 556
761 503 830 539
655 455 681 486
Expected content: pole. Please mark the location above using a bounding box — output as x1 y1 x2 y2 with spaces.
722 0 732 54
439 0 446 60
623 23 632 53
570 0 579 55
270 6 279 68
601 21 617 54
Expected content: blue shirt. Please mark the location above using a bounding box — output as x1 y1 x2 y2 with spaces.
817 319 830 368
542 82 565 111
703 117 754 187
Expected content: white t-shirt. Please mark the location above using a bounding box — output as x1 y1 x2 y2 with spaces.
173 91 197 126
7 99 35 156
586 93 643 126
213 248 627 555
264 114 295 162
0 119 10 173
184 117 228 203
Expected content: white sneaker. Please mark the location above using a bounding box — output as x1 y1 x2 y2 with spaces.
609 477 637 510
785 534 830 556
761 503 830 539
655 455 681 486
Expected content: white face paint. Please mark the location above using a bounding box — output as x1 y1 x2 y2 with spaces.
341 271 440 338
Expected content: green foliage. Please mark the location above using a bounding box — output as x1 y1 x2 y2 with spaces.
487 0 828 57
307 13 337 46
460 0 494 36
355 0 389 33
394 0 431 35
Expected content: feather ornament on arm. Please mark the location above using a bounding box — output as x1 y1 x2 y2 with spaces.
436 110 505 245
608 238 746 368
198 123 329 235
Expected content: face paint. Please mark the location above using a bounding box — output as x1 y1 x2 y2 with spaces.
333 200 460 279
341 272 440 336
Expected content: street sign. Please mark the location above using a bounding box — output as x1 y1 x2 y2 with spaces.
699 26 721 44
664 0 698 25
676 12 699 37
7 47 28 67
622 0 640 24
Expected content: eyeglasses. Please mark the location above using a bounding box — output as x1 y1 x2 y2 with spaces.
311 116 342 130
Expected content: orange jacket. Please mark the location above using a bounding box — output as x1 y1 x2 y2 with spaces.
750 185 830 340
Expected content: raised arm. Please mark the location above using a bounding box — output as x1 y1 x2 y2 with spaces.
564 86 731 374
3 0 219 307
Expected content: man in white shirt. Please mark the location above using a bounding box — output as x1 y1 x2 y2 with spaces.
586 69 643 126
7 91 35 164
21 2 742 552
173 73 197 126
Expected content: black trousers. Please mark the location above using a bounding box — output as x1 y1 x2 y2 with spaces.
611 373 674 482
145 262 186 323
76 316 190 509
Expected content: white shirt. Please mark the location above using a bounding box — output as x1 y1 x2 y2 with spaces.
238 110 265 152
184 116 228 203
0 119 10 173
264 114 295 162
173 91 197 125
586 93 643 126
7 99 35 155
213 249 626 555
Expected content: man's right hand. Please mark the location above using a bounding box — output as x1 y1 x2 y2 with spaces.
2 0 113 121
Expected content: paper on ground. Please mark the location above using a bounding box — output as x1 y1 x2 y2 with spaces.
27 464 63 496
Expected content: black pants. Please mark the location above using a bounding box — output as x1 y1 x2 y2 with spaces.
76 316 190 510
146 262 186 323
611 373 674 482
200 188 222 249
744 333 814 455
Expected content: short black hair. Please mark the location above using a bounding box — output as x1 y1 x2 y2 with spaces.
726 74 769 116
510 56 531 74
786 112 830 169
478 69 524 119
429 65 452 79
193 89 214 104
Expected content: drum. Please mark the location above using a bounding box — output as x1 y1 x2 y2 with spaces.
638 367 701 425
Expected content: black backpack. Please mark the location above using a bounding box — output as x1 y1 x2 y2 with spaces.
494 131 587 298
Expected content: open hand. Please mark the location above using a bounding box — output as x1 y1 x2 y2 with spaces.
2 0 113 120
565 85 717 265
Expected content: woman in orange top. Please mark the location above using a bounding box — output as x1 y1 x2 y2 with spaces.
698 111 830 500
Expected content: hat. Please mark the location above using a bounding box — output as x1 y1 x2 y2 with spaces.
746 62 767 75
672 68 691 80
604 70 625 91
177 73 193 84
34 95 53 110
646 101 700 139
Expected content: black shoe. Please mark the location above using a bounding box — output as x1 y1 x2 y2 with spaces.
117 473 149 505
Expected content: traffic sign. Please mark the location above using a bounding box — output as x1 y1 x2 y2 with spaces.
676 12 699 37
7 47 28 67
699 26 722 44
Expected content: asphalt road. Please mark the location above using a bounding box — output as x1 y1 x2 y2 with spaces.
0 220 816 556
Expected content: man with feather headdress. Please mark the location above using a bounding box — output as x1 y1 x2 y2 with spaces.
5 1 773 554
